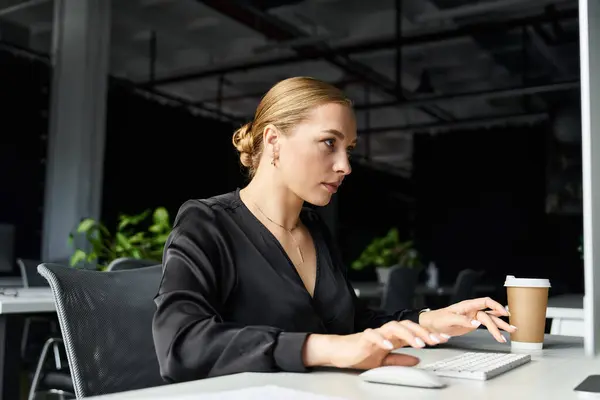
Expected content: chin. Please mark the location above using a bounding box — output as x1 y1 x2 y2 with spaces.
303 190 332 207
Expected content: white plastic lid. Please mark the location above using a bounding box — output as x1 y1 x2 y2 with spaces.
504 275 551 288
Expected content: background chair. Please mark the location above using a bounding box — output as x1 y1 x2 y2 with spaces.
37 263 165 398
17 258 52 359
449 269 484 305
17 259 73 399
380 265 419 315
106 257 158 271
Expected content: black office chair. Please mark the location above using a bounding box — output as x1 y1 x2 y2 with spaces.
17 259 73 400
37 263 165 398
380 265 419 315
449 269 484 304
106 257 158 271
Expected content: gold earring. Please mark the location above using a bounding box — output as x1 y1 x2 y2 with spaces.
271 153 277 166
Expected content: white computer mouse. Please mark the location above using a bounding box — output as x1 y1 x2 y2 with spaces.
359 366 447 389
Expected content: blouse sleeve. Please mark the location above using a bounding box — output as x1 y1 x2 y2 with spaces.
152 200 309 383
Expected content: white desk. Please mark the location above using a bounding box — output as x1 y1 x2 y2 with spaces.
0 287 55 400
87 330 598 400
547 294 584 336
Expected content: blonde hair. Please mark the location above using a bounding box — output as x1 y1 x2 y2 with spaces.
232 76 353 178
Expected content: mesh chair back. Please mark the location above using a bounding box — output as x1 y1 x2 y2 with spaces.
37 263 165 398
17 259 49 287
381 265 419 314
450 269 484 304
107 257 157 271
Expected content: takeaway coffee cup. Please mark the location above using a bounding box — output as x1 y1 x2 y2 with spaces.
504 275 551 350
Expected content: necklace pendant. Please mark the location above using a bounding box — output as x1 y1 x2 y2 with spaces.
297 247 304 265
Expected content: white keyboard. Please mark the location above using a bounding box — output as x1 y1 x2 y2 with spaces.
419 352 531 381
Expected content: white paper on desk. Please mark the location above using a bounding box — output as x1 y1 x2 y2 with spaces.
159 385 350 400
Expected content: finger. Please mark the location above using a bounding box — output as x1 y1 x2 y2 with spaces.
452 297 509 317
382 322 427 349
476 311 506 343
488 314 518 333
441 313 480 330
399 320 448 346
362 328 395 351
382 353 420 367
485 309 509 318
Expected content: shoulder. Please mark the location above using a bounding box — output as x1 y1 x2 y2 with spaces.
170 190 240 240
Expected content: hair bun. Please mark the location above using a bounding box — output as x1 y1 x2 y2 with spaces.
232 122 255 167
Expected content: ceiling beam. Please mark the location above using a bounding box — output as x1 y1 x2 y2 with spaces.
191 0 451 121
358 111 549 136
415 0 574 23
0 0 50 18
141 7 577 87
354 80 580 111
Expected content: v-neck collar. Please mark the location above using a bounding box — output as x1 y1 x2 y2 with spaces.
233 188 321 301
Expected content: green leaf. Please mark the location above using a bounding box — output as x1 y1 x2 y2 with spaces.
131 248 143 259
70 250 87 267
77 219 96 233
118 209 150 231
153 233 170 244
153 207 169 226
148 224 162 233
116 232 133 250
128 232 146 244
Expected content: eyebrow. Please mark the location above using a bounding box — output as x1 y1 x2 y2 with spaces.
323 129 358 145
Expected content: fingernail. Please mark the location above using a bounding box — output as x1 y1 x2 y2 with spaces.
429 334 441 343
440 333 452 339
383 340 394 350
471 320 482 327
500 335 507 343
415 338 426 348
510 325 518 330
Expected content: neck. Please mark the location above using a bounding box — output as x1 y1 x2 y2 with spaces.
240 167 304 231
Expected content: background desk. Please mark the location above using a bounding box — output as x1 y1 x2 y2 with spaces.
88 330 597 400
0 288 55 400
547 294 584 336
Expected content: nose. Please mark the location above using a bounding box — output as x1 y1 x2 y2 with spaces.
334 152 352 176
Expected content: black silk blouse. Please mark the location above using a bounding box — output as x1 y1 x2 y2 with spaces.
152 189 421 383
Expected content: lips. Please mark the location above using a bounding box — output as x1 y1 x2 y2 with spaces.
322 182 341 193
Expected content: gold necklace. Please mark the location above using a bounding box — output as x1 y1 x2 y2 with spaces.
253 202 304 265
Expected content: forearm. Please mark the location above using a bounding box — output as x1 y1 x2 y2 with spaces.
302 334 337 367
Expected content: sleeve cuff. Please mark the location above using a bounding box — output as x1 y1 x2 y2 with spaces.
395 308 429 324
273 332 310 373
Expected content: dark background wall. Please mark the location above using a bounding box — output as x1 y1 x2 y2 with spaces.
0 50 50 266
412 124 583 293
100 84 245 229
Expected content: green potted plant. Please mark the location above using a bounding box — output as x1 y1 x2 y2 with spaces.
68 207 172 270
351 228 422 285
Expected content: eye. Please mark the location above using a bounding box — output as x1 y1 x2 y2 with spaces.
323 138 336 149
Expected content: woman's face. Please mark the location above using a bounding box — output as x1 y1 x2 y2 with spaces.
270 103 357 206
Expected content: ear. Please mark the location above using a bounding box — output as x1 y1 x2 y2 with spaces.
263 124 280 150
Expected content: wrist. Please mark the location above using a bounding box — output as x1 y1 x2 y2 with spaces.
418 308 432 328
302 334 337 367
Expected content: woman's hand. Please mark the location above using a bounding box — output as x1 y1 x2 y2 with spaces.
419 297 517 343
303 320 449 370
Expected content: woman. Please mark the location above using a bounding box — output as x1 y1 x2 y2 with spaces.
152 77 516 383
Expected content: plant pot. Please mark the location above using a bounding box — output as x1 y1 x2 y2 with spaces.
376 266 392 285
